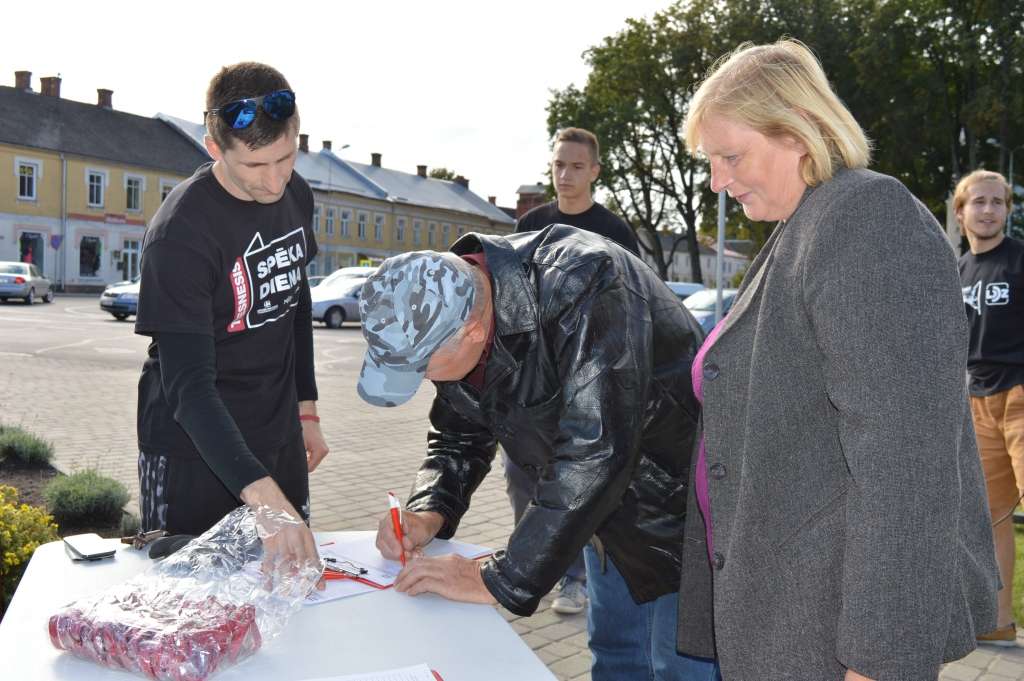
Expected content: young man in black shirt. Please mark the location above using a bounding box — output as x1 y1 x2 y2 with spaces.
512 128 638 615
957 169 1023 645
135 62 327 566
515 127 639 256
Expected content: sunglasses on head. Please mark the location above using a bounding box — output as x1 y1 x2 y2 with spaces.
206 89 296 130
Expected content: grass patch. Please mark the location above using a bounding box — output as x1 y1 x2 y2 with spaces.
0 425 54 465
43 470 129 529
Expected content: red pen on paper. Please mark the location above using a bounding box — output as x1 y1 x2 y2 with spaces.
388 491 406 566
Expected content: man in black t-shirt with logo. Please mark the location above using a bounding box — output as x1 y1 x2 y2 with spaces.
513 127 639 615
957 169 1023 646
135 62 327 567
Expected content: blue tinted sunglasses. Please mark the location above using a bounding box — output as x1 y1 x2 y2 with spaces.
206 89 296 129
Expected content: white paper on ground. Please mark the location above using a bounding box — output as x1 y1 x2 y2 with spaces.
301 662 437 680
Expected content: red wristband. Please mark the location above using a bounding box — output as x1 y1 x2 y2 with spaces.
299 414 320 423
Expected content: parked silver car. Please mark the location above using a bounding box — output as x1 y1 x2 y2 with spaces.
311 277 367 328
0 261 54 304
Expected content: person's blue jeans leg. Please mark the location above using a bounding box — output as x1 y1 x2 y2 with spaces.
585 545 720 680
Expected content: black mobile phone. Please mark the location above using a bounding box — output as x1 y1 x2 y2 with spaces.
63 533 116 561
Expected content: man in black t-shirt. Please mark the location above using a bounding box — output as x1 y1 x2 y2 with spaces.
515 127 639 256
512 127 638 615
135 62 327 567
957 169 1023 645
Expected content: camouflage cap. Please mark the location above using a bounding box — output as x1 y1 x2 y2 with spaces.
357 251 476 407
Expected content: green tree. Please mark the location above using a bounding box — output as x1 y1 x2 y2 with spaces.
428 167 458 181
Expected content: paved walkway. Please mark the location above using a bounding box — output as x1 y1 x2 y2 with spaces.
0 298 1021 680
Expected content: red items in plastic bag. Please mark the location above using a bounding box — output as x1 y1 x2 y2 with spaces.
49 594 260 681
46 506 322 680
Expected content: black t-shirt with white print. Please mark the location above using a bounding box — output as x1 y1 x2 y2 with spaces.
959 236 1024 397
135 162 318 458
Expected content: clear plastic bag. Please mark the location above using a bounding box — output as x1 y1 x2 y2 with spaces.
48 506 322 680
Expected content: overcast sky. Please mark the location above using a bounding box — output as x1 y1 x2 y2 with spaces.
3 1 672 207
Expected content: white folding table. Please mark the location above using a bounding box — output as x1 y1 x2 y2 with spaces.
0 532 557 680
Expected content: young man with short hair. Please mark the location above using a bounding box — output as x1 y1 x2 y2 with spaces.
512 127 638 614
957 169 1024 646
135 62 326 565
516 127 639 255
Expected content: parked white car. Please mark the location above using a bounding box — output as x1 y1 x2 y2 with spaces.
99 278 140 320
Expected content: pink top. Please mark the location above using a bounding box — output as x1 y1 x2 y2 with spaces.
692 318 727 559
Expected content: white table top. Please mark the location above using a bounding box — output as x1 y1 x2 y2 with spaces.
0 532 556 681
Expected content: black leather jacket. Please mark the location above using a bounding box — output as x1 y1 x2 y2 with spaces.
405 225 704 616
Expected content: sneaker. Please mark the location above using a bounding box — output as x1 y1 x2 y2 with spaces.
551 577 587 615
977 623 1018 647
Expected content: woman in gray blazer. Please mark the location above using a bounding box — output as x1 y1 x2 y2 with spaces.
674 39 999 681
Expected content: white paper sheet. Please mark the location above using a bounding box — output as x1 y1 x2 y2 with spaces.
305 534 492 606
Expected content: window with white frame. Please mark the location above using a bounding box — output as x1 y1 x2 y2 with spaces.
341 209 351 237
428 222 436 246
358 212 368 240
87 169 107 208
125 175 144 212
313 204 321 234
442 223 450 246
16 158 41 200
160 180 176 202
413 220 422 245
374 214 384 242
326 207 336 235
395 217 406 242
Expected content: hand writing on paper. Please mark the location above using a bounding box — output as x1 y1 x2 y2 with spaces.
375 509 444 563
393 554 497 605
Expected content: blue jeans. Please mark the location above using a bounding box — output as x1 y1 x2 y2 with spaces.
585 545 720 681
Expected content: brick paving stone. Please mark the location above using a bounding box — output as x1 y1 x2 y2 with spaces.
550 655 592 679
961 649 1000 669
940 663 982 681
977 675 1018 681
990 659 1024 678
538 641 580 659
532 621 584 643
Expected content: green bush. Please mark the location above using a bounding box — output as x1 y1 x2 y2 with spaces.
0 485 59 614
0 425 54 465
44 470 129 528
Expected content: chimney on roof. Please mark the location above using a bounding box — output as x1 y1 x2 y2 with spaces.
322 140 332 151
488 196 497 205
14 71 31 91
299 134 309 153
454 176 469 189
97 88 113 109
416 165 427 178
371 152 382 167
40 76 61 98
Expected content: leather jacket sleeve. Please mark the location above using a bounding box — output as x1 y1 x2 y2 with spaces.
406 394 498 538
484 271 652 615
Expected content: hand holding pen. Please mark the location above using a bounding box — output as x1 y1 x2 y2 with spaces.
374 500 445 564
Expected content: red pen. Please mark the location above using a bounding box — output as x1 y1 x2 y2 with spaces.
388 491 406 566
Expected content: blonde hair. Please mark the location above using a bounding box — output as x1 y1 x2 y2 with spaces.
953 169 1012 215
683 39 871 186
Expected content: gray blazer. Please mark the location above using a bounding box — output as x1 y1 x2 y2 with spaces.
676 168 998 681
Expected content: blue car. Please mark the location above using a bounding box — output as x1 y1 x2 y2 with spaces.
683 288 738 333
99 277 140 320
